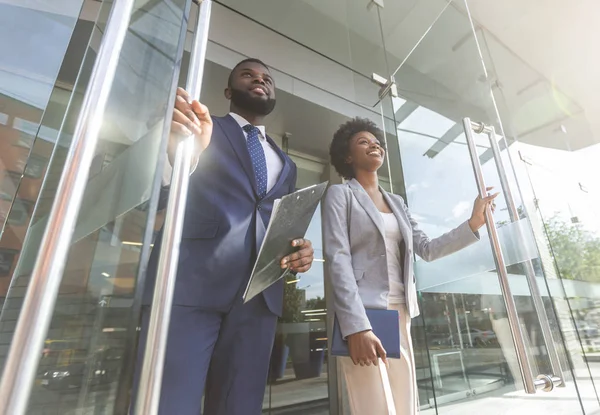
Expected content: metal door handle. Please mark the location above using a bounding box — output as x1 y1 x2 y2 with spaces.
463 118 537 394
134 1 212 414
463 118 563 393
483 121 564 386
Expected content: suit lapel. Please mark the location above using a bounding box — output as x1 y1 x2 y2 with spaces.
217 115 258 195
348 179 385 238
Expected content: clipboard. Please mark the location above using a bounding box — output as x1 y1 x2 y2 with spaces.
243 182 328 303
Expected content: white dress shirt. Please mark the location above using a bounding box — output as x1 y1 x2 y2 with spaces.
228 112 283 194
162 113 284 191
381 212 405 304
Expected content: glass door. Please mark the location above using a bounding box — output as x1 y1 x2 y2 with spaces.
513 138 600 414
0 0 90 310
374 0 589 413
0 0 194 413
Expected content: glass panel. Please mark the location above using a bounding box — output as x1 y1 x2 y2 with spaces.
216 0 388 78
0 1 86 315
189 51 385 415
488 85 600 413
470 2 600 413
267 205 328 412
0 1 84 235
382 1 586 413
210 0 393 117
0 1 189 413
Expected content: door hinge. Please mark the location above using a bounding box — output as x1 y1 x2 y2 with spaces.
367 0 384 10
371 73 398 99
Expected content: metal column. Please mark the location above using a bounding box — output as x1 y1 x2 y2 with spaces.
0 1 136 414
133 1 212 414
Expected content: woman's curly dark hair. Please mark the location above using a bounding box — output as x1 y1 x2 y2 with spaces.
329 117 385 180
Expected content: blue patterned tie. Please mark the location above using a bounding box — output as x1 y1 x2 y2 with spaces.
243 124 268 198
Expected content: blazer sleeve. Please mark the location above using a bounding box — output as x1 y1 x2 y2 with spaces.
288 162 297 194
157 185 170 211
399 197 480 262
323 185 371 338
157 151 200 211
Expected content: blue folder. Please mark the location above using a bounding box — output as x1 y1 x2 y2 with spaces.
331 308 401 359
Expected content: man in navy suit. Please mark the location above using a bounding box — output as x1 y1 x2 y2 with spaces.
134 59 315 414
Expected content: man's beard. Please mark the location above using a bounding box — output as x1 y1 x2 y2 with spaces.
230 87 276 116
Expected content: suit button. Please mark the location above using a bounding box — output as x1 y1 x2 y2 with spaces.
257 204 262 211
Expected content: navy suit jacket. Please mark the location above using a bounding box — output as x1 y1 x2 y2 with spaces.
142 114 297 316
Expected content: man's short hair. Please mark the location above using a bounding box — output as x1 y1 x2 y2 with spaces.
227 58 270 87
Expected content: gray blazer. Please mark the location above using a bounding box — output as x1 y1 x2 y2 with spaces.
323 179 480 338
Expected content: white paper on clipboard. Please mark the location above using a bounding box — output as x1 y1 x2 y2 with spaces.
243 182 328 303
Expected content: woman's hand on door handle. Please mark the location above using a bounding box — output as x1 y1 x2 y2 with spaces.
469 186 500 232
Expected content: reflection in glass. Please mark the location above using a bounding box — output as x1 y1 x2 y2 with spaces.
0 1 191 413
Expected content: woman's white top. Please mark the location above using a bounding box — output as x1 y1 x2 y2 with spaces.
380 212 405 304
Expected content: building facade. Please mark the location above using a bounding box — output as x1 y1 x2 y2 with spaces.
0 0 599 414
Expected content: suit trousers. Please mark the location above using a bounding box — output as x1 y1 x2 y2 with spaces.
131 295 277 415
339 303 418 415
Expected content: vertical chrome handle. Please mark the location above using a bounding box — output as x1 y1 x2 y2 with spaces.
462 117 537 394
485 125 564 385
133 1 212 414
0 2 137 414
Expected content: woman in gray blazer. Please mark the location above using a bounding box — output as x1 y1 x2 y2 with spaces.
323 118 497 414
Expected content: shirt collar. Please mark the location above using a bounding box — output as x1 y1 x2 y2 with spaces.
229 112 266 140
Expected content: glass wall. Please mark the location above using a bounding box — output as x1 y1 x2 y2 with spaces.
471 6 600 412
380 0 596 412
0 0 598 414
196 1 399 412
205 0 597 413
0 0 87 311
381 3 526 409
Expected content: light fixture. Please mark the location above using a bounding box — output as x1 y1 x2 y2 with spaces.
122 241 143 246
101 272 110 278
122 241 154 247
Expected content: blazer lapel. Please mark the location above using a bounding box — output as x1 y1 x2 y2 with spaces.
348 179 385 238
217 115 258 195
265 134 291 197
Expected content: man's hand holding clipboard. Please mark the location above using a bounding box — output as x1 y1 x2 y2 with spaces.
280 237 314 274
243 182 328 303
